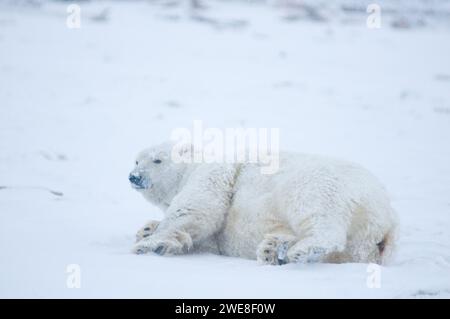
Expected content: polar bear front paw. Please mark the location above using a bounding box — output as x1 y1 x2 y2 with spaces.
133 230 193 256
256 234 296 265
135 220 160 243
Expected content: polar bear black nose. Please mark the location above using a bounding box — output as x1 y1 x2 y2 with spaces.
129 174 143 186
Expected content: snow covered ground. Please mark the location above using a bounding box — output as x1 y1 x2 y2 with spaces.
1 0 450 298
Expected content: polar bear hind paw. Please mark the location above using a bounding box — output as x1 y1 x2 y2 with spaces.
135 220 160 243
256 234 296 265
286 244 332 263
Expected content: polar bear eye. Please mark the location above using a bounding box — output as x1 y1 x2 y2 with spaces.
153 159 162 164
135 161 138 165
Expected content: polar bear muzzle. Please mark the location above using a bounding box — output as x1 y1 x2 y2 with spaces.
129 172 151 190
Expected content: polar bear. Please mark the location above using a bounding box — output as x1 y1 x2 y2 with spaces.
130 142 397 265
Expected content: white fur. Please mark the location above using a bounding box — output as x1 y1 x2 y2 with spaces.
131 142 397 265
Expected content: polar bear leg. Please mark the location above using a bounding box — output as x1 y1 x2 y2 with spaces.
286 217 347 263
135 220 160 243
256 234 297 265
133 165 235 256
285 201 349 263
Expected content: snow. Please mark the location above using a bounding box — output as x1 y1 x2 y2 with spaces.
1 0 450 298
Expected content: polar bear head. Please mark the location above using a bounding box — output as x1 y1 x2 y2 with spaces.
129 142 190 208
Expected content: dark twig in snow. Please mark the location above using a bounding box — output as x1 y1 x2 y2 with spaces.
0 185 63 197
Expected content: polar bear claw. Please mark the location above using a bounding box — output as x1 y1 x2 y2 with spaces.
135 220 160 243
133 230 193 256
256 234 296 265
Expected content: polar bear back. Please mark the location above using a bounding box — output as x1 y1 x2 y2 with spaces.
217 152 396 262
